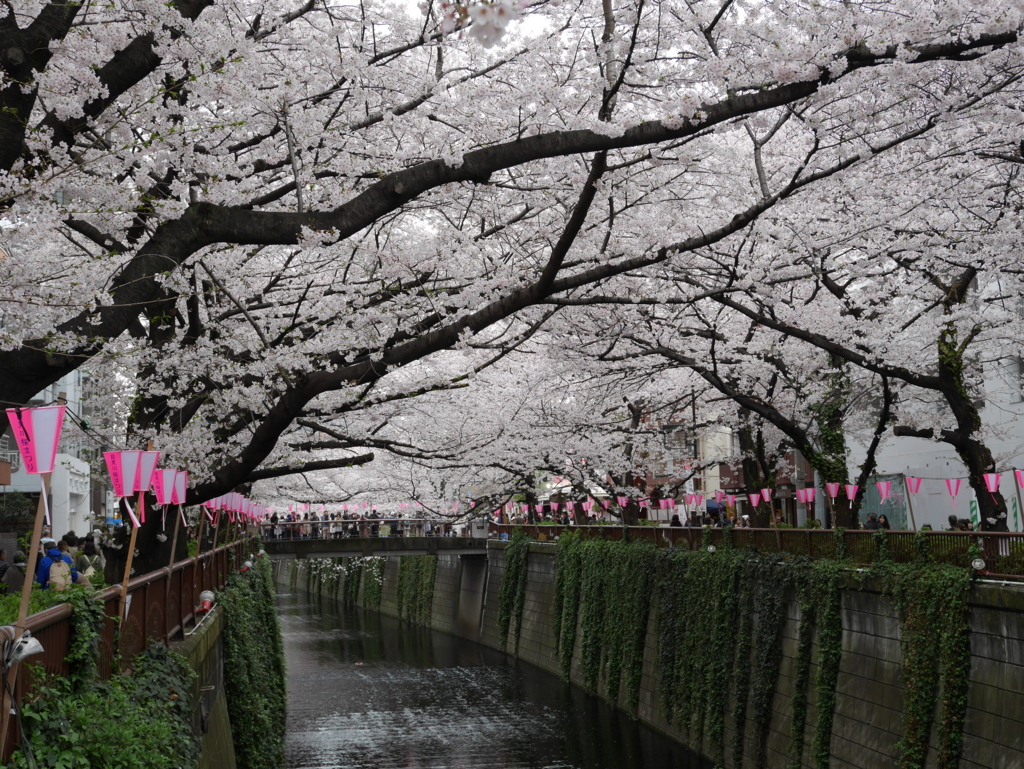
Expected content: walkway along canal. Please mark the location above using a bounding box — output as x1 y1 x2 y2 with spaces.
281 530 1024 769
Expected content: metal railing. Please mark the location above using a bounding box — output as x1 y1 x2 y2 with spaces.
488 524 1024 578
0 535 255 760
259 518 463 540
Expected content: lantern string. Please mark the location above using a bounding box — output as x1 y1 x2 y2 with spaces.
40 475 51 527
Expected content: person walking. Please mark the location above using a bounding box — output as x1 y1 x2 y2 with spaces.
75 541 104 580
37 539 77 590
2 552 26 594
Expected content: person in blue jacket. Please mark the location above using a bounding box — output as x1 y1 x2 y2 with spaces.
37 538 77 589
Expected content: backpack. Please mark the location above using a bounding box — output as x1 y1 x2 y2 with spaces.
82 555 99 578
49 557 72 591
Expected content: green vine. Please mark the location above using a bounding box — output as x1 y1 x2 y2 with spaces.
653 546 746 766
788 603 815 769
807 559 843 769
875 562 972 769
219 555 287 769
579 538 655 709
396 555 438 624
497 531 530 652
361 557 385 609
730 568 755 767
10 585 198 769
343 557 363 604
11 645 200 769
552 530 583 679
749 557 794 767
521 529 973 769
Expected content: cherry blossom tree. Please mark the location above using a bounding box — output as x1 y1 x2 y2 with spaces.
0 0 1022 514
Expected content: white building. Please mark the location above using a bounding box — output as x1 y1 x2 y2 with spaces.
855 358 1024 532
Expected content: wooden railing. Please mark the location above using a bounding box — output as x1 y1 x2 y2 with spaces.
488 524 1024 578
0 536 256 760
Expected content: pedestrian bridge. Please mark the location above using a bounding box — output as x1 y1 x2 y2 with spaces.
261 536 489 559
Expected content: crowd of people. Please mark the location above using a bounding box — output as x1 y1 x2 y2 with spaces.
499 506 990 532
262 511 456 540
0 530 106 593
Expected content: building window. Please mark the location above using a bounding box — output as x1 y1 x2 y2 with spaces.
1012 357 1024 404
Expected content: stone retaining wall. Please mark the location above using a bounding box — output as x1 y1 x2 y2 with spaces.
275 545 1024 768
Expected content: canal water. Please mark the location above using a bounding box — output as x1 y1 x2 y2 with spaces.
278 590 709 769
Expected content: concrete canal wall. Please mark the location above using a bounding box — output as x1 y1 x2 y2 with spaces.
276 543 1024 769
172 605 238 769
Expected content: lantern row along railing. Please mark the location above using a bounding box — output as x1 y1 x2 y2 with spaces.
488 524 1024 578
0 535 256 761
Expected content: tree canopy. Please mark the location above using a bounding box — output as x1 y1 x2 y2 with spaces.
1 0 1023 515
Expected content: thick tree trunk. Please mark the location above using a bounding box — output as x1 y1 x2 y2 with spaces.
937 335 1006 528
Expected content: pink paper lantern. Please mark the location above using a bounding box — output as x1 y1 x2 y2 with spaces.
152 468 177 506
983 473 1001 493
104 451 142 498
616 496 628 507
946 478 961 509
666 499 675 509
726 494 736 507
686 494 696 506
1015 469 1024 489
136 450 161 492
906 477 923 494
805 487 816 504
760 488 772 502
826 482 840 500
172 471 188 505
714 490 725 504
796 489 807 504
876 481 891 501
694 494 704 506
5 405 66 475
748 492 761 506
844 484 859 501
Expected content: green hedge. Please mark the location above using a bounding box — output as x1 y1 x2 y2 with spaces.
10 587 199 769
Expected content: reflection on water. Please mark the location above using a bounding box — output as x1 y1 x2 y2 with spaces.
278 591 708 769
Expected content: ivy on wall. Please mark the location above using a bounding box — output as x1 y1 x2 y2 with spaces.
219 555 288 769
553 530 583 679
343 557 363 604
361 557 385 610
877 562 972 769
497 531 530 652
305 557 346 597
578 538 656 710
396 555 438 624
521 534 975 769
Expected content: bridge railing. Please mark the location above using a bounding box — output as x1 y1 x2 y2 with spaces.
488 524 1024 578
0 535 256 760
259 519 463 540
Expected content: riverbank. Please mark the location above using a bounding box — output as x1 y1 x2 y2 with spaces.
276 536 1024 769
